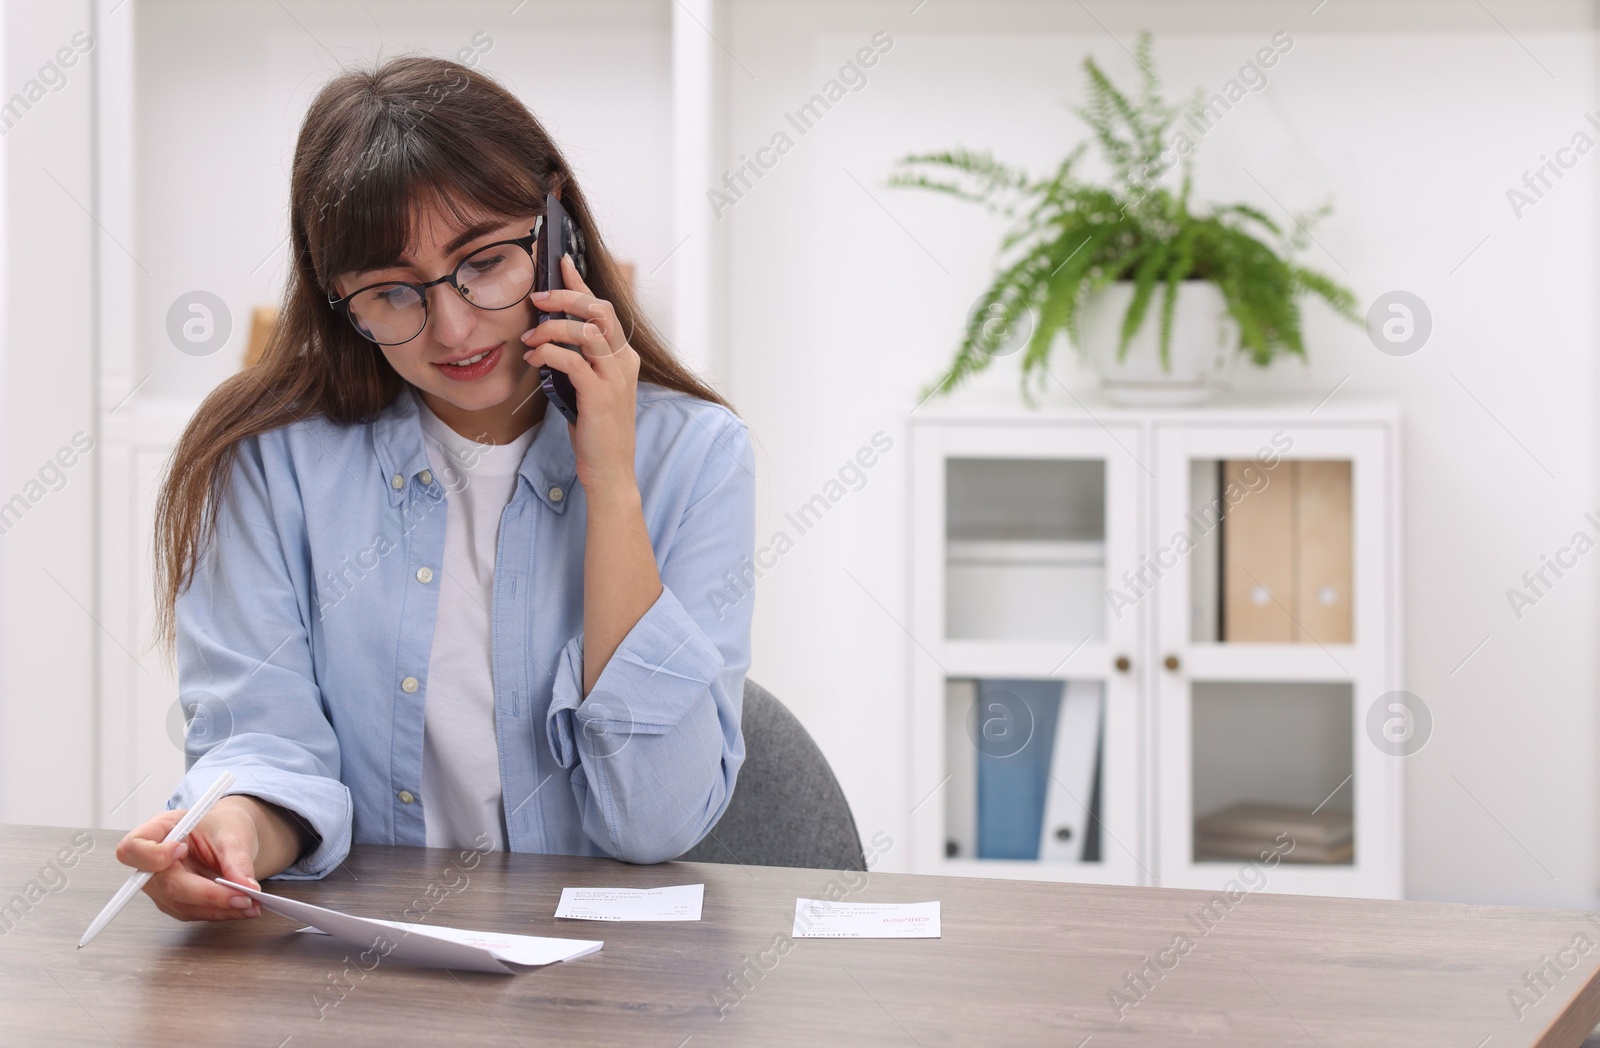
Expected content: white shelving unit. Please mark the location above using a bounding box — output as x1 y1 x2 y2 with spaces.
908 395 1403 899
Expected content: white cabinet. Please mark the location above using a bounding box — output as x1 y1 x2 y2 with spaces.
908 397 1402 899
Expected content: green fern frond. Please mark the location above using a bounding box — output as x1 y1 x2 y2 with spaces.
1119 238 1170 362
1293 266 1361 322
1024 228 1106 375
887 149 1035 216
1157 223 1199 367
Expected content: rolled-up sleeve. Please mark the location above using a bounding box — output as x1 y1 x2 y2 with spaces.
166 434 352 880
546 414 755 864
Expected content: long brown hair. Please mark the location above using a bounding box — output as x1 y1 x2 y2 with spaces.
152 55 731 663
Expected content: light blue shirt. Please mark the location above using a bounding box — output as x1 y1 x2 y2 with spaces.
166 381 755 877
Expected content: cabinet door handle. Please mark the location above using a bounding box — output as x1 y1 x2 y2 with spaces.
1163 654 1181 673
1114 655 1131 673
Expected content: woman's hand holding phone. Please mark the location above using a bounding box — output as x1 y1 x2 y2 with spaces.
115 796 274 922
521 253 642 499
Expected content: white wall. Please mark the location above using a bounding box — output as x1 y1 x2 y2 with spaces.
0 0 99 826
720 0 1600 906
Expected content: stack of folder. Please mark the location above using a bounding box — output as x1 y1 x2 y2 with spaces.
1193 802 1354 864
1218 459 1353 644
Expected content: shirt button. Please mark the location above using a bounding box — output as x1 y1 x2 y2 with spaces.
548 485 564 502
401 676 419 693
416 567 434 584
398 790 415 804
390 473 404 489
419 469 433 485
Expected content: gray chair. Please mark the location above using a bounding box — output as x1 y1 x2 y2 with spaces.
677 679 866 871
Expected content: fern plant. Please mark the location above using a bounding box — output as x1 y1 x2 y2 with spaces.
889 32 1359 402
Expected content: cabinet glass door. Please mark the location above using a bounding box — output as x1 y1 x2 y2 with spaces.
1151 422 1399 898
910 421 1146 885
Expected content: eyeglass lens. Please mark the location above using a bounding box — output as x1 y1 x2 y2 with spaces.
346 240 536 345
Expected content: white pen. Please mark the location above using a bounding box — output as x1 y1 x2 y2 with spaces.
78 770 238 948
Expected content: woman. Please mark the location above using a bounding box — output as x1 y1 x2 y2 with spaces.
114 56 754 922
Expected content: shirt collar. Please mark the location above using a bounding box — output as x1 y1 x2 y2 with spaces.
371 384 577 513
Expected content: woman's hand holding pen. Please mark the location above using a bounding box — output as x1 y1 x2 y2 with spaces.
520 253 641 500
117 799 263 921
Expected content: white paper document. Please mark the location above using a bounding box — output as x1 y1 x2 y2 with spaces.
554 884 704 922
792 899 942 939
216 877 603 975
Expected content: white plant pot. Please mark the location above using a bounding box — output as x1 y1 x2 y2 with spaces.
1076 280 1238 406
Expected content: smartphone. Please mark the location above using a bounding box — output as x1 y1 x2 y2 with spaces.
533 191 587 424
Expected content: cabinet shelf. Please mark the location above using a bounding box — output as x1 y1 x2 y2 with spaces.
931 639 1120 681
1178 644 1370 682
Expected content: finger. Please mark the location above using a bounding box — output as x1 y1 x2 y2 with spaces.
574 319 617 361
116 809 189 873
158 895 261 922
218 851 261 893
197 831 262 905
150 888 261 923
526 287 591 313
560 252 592 295
520 318 598 351
559 257 635 345
522 319 622 366
527 284 632 349
183 829 261 906
579 299 627 357
550 318 617 363
522 342 600 401
152 859 260 915
523 338 596 381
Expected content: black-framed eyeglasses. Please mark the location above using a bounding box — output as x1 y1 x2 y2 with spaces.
326 222 541 346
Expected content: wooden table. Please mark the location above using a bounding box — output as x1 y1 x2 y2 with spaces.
4 824 1600 1046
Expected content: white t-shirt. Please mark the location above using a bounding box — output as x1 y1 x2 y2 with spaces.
412 386 540 851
